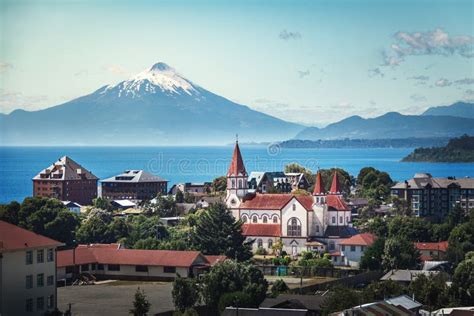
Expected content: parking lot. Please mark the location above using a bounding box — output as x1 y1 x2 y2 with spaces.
58 281 174 315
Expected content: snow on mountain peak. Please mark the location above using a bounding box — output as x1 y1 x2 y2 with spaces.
105 62 199 98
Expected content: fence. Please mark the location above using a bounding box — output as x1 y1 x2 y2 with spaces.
256 265 362 278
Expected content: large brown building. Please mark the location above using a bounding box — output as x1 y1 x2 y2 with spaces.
33 156 98 205
101 170 168 200
391 173 474 219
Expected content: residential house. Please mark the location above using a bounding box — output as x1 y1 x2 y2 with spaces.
33 156 98 205
248 171 309 193
57 244 219 281
61 201 82 214
111 199 137 210
334 295 421 316
415 241 449 262
101 170 168 200
330 233 376 267
226 141 357 256
169 182 211 195
380 270 438 285
391 173 474 218
0 220 63 316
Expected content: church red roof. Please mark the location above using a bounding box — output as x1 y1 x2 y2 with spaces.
240 193 313 211
242 224 281 237
313 172 325 195
329 171 342 194
326 195 349 211
227 141 247 176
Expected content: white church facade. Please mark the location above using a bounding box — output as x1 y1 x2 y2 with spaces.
225 141 357 256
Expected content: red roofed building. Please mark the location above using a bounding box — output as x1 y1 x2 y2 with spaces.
415 241 449 261
224 144 356 256
57 244 211 281
0 220 63 316
331 233 377 267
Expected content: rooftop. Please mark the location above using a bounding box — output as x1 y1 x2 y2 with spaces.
240 193 314 211
339 233 376 246
33 156 98 181
415 241 449 252
0 220 63 253
102 170 167 183
242 224 281 237
392 174 474 189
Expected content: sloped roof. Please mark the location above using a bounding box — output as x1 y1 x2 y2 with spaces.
415 241 448 252
240 193 314 211
227 141 247 177
326 195 350 211
242 224 281 237
392 174 474 190
33 156 98 181
57 244 208 268
385 294 422 311
313 172 325 195
101 170 167 183
204 255 228 266
329 171 342 194
339 233 376 246
0 220 63 252
381 269 438 282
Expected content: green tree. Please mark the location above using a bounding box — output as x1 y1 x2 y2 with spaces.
451 251 474 306
201 260 268 311
271 279 289 296
365 217 389 238
387 216 433 242
172 275 199 312
175 190 184 203
212 176 227 192
130 287 151 316
447 210 474 266
0 201 21 225
190 203 252 261
360 238 385 271
93 197 113 211
362 280 404 302
409 273 451 311
382 237 420 271
217 292 253 312
321 286 361 315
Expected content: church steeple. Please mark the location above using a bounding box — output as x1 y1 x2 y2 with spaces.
226 140 248 205
329 170 342 195
227 140 247 177
313 171 325 195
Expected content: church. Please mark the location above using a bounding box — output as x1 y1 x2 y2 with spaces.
225 141 358 256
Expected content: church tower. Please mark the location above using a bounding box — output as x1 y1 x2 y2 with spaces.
328 170 342 196
313 171 326 204
226 140 248 211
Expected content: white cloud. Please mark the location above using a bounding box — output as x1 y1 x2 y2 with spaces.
279 30 301 40
454 78 474 85
410 94 427 102
0 90 50 113
103 64 128 75
368 67 384 77
435 78 452 87
0 62 13 73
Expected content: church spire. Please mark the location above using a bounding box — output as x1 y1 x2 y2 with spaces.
227 140 247 177
313 171 325 195
329 170 342 194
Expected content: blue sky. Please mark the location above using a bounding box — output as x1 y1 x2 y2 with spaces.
0 0 473 126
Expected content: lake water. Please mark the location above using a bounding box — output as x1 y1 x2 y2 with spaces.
1 146 473 204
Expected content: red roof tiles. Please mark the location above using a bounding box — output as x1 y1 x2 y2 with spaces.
240 193 314 211
0 220 63 252
313 172 325 195
227 141 247 177
57 244 208 268
204 255 228 266
329 170 342 194
415 241 448 252
339 233 376 246
326 195 349 211
242 224 281 237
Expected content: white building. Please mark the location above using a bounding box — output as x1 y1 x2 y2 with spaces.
0 220 63 316
225 141 357 256
330 233 376 267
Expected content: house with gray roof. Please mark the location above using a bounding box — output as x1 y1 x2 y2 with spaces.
101 170 167 201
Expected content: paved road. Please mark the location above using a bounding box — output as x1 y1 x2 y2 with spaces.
58 281 174 315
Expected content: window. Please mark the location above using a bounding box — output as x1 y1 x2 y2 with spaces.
257 239 263 248
47 295 54 309
26 251 33 265
331 217 336 224
26 275 33 289
37 297 44 311
164 266 176 273
272 216 278 223
241 215 248 223
329 241 335 251
339 216 343 224
350 245 356 252
26 298 33 312
268 239 273 249
231 179 235 188
91 263 96 270
252 215 258 223
81 264 89 271
135 265 148 272
37 274 44 287
98 264 104 270
287 217 301 237
361 246 365 252
262 215 268 223
108 264 120 271
65 266 74 274
315 225 320 233
37 249 44 263
341 245 345 251
47 275 54 286
47 249 54 262
292 204 296 211
238 179 242 188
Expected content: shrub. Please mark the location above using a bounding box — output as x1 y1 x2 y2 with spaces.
256 246 268 255
271 279 290 296
217 291 253 312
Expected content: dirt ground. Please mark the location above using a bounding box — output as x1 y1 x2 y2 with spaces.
57 281 174 315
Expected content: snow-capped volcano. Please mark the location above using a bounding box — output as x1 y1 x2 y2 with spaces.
1 62 303 145
104 62 199 98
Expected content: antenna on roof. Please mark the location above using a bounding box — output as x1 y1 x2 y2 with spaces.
236 133 238 143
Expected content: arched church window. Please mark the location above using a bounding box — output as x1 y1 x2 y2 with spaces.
287 217 301 236
272 215 278 223
257 239 263 248
262 215 268 223
252 215 258 223
238 179 242 188
241 215 248 223
231 179 235 188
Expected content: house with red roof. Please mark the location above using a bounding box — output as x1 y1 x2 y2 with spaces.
225 141 357 256
0 220 64 316
56 244 220 281
330 233 376 267
415 241 449 262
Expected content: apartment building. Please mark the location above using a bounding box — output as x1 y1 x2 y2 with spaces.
101 170 168 200
0 221 63 316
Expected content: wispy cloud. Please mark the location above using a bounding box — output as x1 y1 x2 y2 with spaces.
410 94 427 102
408 75 429 81
0 89 50 113
279 29 301 40
74 70 88 77
454 78 474 85
103 64 128 75
382 28 474 66
298 69 310 78
368 67 384 77
0 62 13 73
435 78 452 87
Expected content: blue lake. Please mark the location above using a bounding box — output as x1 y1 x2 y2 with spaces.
1 146 473 204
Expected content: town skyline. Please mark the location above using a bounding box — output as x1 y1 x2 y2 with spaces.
1 0 473 126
